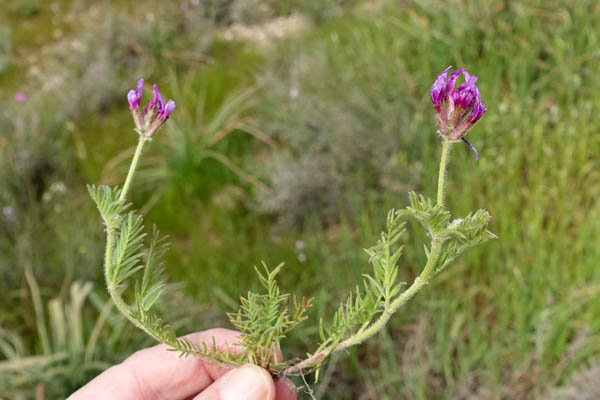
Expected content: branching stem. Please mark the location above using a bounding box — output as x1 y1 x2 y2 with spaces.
284 238 442 375
284 133 453 376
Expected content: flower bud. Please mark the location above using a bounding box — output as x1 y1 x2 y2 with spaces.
127 79 145 130
126 80 175 138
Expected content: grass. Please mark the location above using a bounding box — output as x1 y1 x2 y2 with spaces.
1 0 600 398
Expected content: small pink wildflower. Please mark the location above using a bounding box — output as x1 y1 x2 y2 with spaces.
289 87 299 100
14 92 27 103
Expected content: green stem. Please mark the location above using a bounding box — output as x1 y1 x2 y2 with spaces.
119 137 147 206
104 136 147 285
344 239 441 346
103 136 165 343
284 239 442 375
106 280 165 344
437 137 451 207
285 134 454 376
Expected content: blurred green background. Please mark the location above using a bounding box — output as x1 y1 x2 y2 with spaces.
1 0 599 398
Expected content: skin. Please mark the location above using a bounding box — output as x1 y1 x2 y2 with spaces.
69 329 297 400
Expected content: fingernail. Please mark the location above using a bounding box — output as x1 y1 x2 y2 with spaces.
219 364 272 400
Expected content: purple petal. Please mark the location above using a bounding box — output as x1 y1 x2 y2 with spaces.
127 79 144 111
165 99 176 113
136 78 144 97
472 103 487 122
468 88 487 122
462 71 478 87
127 90 137 109
127 90 140 110
453 86 476 109
430 66 451 111
150 84 159 108
127 78 144 110
149 84 165 110
160 99 176 120
455 74 478 94
445 68 464 99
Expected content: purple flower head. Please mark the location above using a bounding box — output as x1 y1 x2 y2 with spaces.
127 79 144 111
126 79 175 137
430 66 487 158
14 92 27 103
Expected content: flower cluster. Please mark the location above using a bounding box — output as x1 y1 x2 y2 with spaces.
127 79 176 138
430 66 486 158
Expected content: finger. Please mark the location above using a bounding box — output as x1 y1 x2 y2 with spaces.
69 328 242 400
192 364 275 400
274 379 298 400
191 367 297 400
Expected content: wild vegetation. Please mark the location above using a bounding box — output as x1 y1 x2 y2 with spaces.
1 0 599 398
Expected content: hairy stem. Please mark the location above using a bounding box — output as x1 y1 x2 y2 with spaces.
103 136 165 342
119 137 147 206
342 238 441 348
437 137 451 207
284 239 442 375
284 134 453 376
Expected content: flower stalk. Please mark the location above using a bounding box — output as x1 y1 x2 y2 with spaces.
437 137 451 207
101 80 175 343
284 66 487 376
283 137 451 376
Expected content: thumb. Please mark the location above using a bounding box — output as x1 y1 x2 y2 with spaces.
193 364 275 400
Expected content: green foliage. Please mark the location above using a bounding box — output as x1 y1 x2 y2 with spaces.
229 263 313 370
296 195 495 378
134 227 169 313
405 192 497 274
205 0 356 24
364 211 407 305
326 210 406 342
8 0 41 18
88 180 177 351
434 209 497 274
0 273 134 399
406 192 451 237
89 126 491 382
89 173 280 370
87 185 125 231
0 26 11 75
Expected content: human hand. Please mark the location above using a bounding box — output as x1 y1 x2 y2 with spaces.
69 328 297 400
